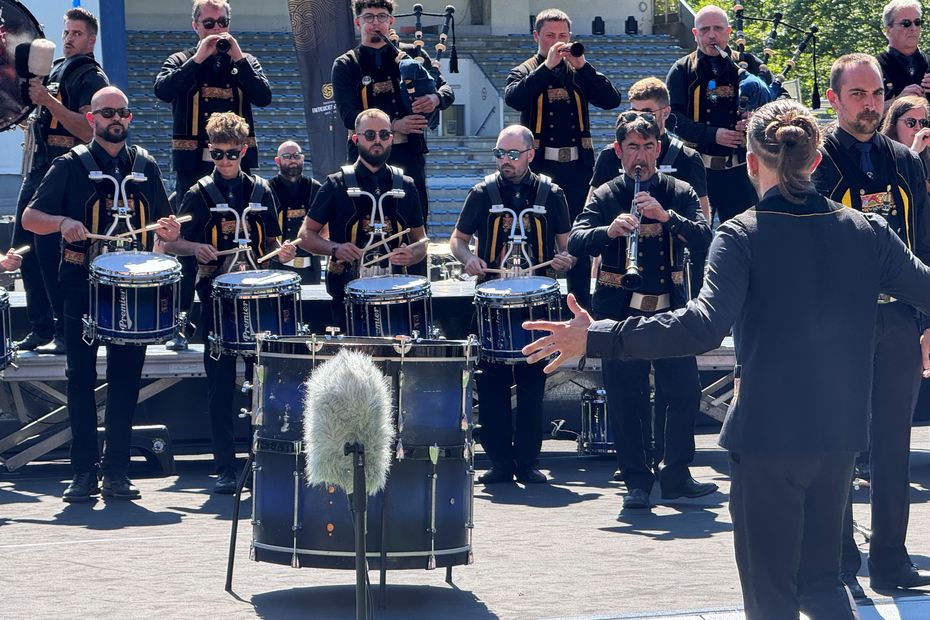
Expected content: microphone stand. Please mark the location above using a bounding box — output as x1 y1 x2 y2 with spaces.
344 441 368 620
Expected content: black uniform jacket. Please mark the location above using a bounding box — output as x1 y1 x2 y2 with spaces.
877 47 930 100
586 190 930 455
569 171 709 318
154 46 272 172
269 174 321 258
504 55 621 165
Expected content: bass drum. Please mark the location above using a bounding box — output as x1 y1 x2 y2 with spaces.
0 0 44 131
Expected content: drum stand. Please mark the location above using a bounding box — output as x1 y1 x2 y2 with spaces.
210 203 267 273
345 441 369 620
224 451 254 593
347 186 406 277
89 168 147 248
489 203 546 275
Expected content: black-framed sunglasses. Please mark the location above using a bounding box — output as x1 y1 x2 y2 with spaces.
279 152 303 160
896 18 923 28
209 148 242 161
902 117 930 128
200 16 230 29
359 129 393 141
618 110 657 124
92 107 131 119
492 147 533 161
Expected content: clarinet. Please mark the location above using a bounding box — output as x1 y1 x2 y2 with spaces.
620 166 644 291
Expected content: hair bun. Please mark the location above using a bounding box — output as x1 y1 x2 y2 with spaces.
774 124 806 148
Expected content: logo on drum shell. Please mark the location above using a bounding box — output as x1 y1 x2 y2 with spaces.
241 301 254 341
119 290 133 330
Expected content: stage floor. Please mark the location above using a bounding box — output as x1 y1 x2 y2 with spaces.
2 433 930 619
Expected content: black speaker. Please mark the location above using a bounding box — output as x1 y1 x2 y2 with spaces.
625 16 639 35
592 16 605 35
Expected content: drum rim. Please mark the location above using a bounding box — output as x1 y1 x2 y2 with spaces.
256 335 479 361
90 251 183 280
213 269 302 288
345 274 431 295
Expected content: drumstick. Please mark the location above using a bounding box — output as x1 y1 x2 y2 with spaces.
11 245 31 256
85 233 128 242
358 237 429 269
362 228 410 253
256 240 298 264
215 247 247 257
482 268 511 275
117 214 193 237
523 259 555 273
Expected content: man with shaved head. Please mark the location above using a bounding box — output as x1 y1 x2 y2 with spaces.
268 140 322 284
450 124 574 485
23 86 180 502
666 4 768 223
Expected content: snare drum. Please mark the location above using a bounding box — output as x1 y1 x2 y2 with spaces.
86 251 181 344
474 276 561 363
0 289 12 370
345 275 431 337
211 270 302 356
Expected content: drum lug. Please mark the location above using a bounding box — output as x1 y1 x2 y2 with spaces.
81 316 96 345
241 381 253 394
238 408 252 419
467 551 474 565
249 542 256 561
208 335 222 361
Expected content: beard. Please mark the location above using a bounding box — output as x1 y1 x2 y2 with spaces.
279 162 303 178
97 124 128 144
850 111 881 135
359 143 391 167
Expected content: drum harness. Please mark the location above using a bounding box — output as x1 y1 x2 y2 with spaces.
341 164 406 277
74 143 150 249
484 172 550 275
197 175 268 272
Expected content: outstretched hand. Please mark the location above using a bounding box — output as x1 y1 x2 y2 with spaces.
921 329 930 378
521 293 593 374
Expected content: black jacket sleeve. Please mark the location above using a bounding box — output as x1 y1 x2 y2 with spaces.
504 60 551 111
332 53 363 131
234 54 272 107
572 62 622 110
873 214 930 316
667 184 711 252
154 50 198 102
568 185 614 258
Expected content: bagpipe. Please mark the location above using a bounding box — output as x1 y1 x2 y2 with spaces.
375 4 458 126
721 5 821 111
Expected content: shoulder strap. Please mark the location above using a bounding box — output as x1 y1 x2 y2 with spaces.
341 164 359 190
388 165 404 190
59 55 98 83
249 175 266 204
72 144 100 175
534 174 552 211
661 136 683 168
197 175 226 206
483 173 503 208
130 145 149 175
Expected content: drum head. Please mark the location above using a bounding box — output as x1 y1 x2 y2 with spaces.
0 0 44 131
345 275 430 295
476 276 559 297
91 251 182 278
214 269 301 291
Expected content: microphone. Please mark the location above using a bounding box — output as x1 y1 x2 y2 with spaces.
303 349 394 495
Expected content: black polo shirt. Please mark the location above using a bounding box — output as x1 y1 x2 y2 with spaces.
455 170 571 276
27 140 172 286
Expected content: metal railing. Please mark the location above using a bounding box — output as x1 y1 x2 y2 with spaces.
654 0 697 50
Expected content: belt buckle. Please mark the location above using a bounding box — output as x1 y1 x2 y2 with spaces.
557 147 571 163
640 294 658 313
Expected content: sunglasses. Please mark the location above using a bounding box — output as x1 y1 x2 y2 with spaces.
279 152 303 160
896 18 923 28
359 129 393 141
492 147 533 161
618 110 657 124
360 13 391 24
200 16 230 29
92 107 131 119
209 148 242 161
902 117 930 128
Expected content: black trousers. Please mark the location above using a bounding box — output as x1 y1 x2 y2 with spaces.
730 450 859 620
197 278 253 473
530 157 593 310
14 165 64 339
602 354 701 492
475 360 546 470
842 301 922 577
706 164 757 223
63 284 147 476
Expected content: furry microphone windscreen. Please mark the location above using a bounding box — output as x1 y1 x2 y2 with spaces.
303 349 394 495
27 39 56 77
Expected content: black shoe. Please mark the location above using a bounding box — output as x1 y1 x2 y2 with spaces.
621 488 651 510
214 469 238 494
515 468 547 484
612 469 624 482
477 466 514 484
165 333 188 351
101 476 141 500
15 332 52 351
841 573 866 599
660 478 719 500
35 336 66 355
870 565 930 591
62 472 100 503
